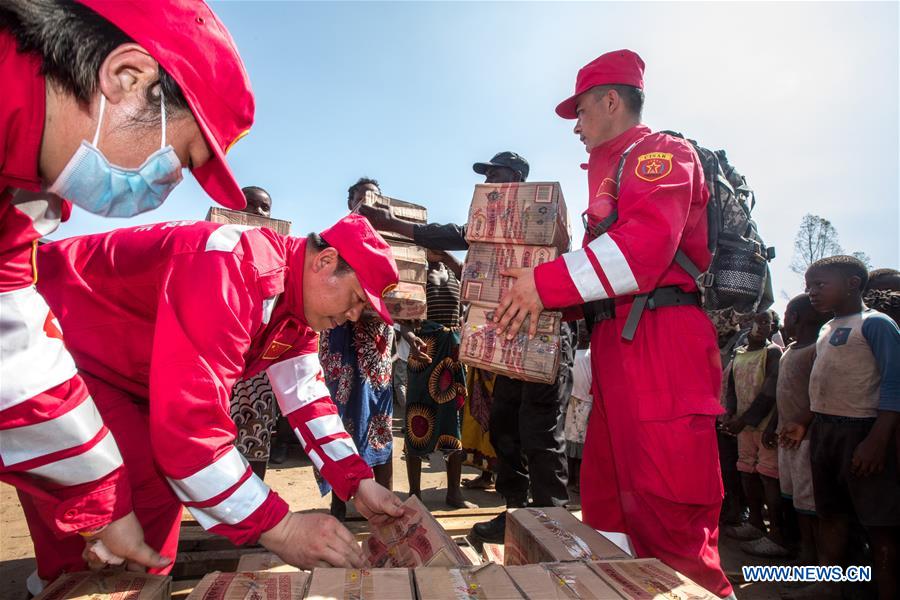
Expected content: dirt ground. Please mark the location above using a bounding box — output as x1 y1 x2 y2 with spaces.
1 418 805 599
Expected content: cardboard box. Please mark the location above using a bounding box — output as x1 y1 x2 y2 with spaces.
362 191 427 243
588 559 718 599
363 495 472 568
391 242 428 285
414 564 523 600
481 543 505 564
304 568 414 599
465 182 570 252
459 305 562 384
506 563 623 599
237 552 301 573
461 243 559 305
384 282 427 321
207 207 292 235
504 508 631 566
36 572 171 600
187 572 307 600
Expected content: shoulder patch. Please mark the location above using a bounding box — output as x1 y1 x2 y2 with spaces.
634 152 673 182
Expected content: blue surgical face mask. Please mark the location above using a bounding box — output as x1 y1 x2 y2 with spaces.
49 93 184 218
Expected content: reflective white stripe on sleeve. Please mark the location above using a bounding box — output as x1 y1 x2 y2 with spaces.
204 224 255 253
292 427 309 451
166 446 249 503
562 248 607 303
587 234 639 296
0 397 104 466
187 473 270 530
307 448 324 471
266 354 331 415
320 437 358 462
25 430 122 486
306 413 346 440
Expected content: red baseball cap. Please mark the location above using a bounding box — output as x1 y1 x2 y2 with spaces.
320 214 400 325
76 0 253 210
555 49 645 119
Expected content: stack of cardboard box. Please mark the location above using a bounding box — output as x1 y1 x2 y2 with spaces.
459 182 570 384
362 191 429 321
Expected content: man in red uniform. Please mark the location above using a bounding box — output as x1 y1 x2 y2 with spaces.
493 50 733 597
0 0 256 579
35 214 405 575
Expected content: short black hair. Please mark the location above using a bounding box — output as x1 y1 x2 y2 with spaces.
592 84 644 117
786 293 829 328
0 0 188 120
806 255 869 289
306 233 353 274
867 268 900 291
347 177 379 204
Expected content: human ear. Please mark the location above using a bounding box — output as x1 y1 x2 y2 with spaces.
97 43 159 106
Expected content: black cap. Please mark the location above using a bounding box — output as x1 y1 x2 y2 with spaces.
473 151 530 181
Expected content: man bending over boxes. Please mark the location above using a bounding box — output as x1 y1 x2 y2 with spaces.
35 215 404 572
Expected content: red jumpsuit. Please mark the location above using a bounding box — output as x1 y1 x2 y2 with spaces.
33 220 375 578
534 124 732 597
0 29 133 559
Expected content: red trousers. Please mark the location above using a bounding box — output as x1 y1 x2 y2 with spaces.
20 373 182 581
580 304 733 598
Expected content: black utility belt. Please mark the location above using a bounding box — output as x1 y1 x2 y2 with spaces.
582 286 700 341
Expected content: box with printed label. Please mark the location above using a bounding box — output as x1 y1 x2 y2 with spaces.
588 559 718 599
384 282 427 321
36 572 171 600
237 552 301 573
362 191 427 243
503 507 631 566
363 495 472 568
459 305 562 384
391 242 428 285
186 571 307 600
414 564 523 600
461 243 559 305
465 182 570 252
303 568 414 599
505 562 623 599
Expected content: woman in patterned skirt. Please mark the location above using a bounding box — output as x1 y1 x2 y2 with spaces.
404 253 475 508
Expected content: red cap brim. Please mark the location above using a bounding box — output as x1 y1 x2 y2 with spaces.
190 112 247 210
555 94 579 119
364 289 394 326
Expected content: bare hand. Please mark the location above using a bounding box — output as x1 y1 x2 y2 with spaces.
259 512 364 568
723 417 747 436
779 422 807 450
762 429 778 449
494 267 543 339
851 433 888 478
353 479 404 526
81 511 171 572
357 204 394 230
405 333 432 365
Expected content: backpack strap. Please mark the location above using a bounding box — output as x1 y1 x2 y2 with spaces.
582 138 643 240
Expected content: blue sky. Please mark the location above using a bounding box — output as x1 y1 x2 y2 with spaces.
59 1 899 312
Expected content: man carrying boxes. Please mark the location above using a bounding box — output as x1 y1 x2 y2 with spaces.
491 50 733 597
359 154 574 544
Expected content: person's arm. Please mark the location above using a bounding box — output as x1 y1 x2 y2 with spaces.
495 140 702 336
724 362 738 416
851 315 900 477
357 204 469 251
740 346 782 427
148 251 288 546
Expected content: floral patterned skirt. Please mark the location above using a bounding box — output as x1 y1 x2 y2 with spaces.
461 368 497 472
318 318 394 495
404 321 466 458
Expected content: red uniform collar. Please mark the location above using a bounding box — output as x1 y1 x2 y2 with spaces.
0 30 46 193
585 124 652 171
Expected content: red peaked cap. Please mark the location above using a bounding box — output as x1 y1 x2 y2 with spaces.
556 49 645 119
320 214 400 325
76 0 254 210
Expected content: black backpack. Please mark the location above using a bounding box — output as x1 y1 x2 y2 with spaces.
604 132 775 348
